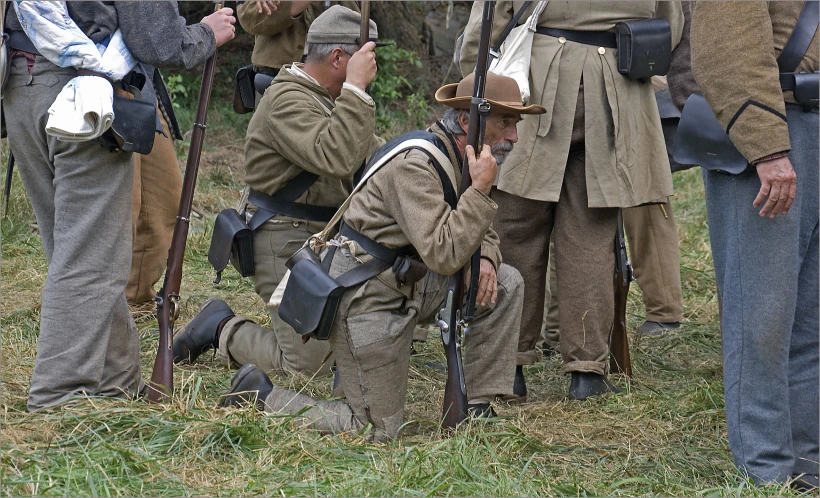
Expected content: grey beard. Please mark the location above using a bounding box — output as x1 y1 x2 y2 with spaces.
492 141 514 166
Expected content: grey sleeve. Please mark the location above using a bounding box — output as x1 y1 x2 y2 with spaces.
115 2 216 70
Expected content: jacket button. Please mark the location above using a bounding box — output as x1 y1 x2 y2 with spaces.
558 36 566 44
598 47 606 55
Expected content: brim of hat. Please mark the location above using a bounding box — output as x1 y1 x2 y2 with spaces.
434 83 546 115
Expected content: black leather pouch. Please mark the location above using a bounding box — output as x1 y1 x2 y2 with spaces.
208 208 255 283
392 256 427 287
672 93 749 175
615 19 672 80
254 72 276 95
279 247 343 340
109 92 156 155
233 64 256 114
793 72 819 109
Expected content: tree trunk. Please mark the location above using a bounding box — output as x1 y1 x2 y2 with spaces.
370 2 429 55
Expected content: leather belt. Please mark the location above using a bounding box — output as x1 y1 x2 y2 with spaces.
6 30 40 55
535 27 617 49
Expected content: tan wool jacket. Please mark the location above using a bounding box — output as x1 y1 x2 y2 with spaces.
244 65 383 232
691 1 819 164
237 1 360 70
460 1 684 208
342 122 503 281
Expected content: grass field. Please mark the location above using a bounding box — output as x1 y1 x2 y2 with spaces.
0 99 803 496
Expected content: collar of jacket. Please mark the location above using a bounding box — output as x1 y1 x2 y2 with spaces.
428 121 464 172
274 63 335 109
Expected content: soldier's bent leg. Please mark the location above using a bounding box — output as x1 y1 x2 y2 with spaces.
553 151 618 375
262 385 363 434
622 199 684 324
463 263 522 400
327 252 418 441
491 187 555 366
216 222 331 375
127 110 182 305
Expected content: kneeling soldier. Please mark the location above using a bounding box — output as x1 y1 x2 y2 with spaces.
173 6 382 377
217 73 544 441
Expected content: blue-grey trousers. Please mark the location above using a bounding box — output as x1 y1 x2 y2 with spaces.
703 104 819 484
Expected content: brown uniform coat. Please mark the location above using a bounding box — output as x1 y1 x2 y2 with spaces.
691 1 819 163
342 122 502 281
244 65 383 232
460 1 684 207
237 2 360 70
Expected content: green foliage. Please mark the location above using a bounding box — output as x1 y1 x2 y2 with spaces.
163 73 197 110
371 41 430 136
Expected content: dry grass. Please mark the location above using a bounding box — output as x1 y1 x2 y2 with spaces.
0 102 803 496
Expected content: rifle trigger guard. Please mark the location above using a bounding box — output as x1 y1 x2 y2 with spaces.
169 294 181 322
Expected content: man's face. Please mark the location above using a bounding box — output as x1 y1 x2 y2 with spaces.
483 113 521 165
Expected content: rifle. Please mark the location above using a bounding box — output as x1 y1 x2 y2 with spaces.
146 2 224 402
610 212 633 377
3 151 13 219
437 0 495 429
358 0 370 47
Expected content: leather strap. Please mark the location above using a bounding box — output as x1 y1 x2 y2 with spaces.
535 26 617 49
491 1 533 57
339 223 414 265
247 171 337 229
778 1 819 74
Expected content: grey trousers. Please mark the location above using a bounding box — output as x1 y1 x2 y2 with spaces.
4 57 142 410
704 105 819 484
218 222 332 376
262 250 523 440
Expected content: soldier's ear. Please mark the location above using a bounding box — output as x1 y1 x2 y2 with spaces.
458 111 470 134
330 47 347 68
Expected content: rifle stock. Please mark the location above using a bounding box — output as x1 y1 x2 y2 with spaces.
439 0 495 429
146 3 223 402
610 213 633 377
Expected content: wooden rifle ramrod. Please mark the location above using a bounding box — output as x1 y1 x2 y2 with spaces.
439 0 495 429
146 2 223 402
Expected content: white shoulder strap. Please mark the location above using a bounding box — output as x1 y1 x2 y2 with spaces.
317 139 458 241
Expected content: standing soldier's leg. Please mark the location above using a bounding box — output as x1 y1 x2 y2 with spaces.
127 110 182 305
553 151 619 397
622 199 684 336
541 238 559 355
5 57 142 410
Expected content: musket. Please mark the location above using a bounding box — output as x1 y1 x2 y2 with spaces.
610 212 633 377
437 0 495 430
358 0 370 47
146 2 224 402
3 151 13 219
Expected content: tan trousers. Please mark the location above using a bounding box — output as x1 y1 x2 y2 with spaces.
262 250 523 440
218 222 333 376
540 199 684 341
127 111 181 304
622 199 684 323
493 151 619 374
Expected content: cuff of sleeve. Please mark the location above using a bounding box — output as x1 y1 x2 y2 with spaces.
751 150 790 166
342 83 374 106
468 186 498 209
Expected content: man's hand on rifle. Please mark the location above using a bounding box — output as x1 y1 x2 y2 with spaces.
465 258 498 307
466 144 497 195
202 7 236 47
345 41 377 91
253 1 280 15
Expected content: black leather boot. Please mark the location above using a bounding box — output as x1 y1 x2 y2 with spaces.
467 402 497 419
218 364 273 410
569 372 623 400
513 365 527 399
172 298 234 364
